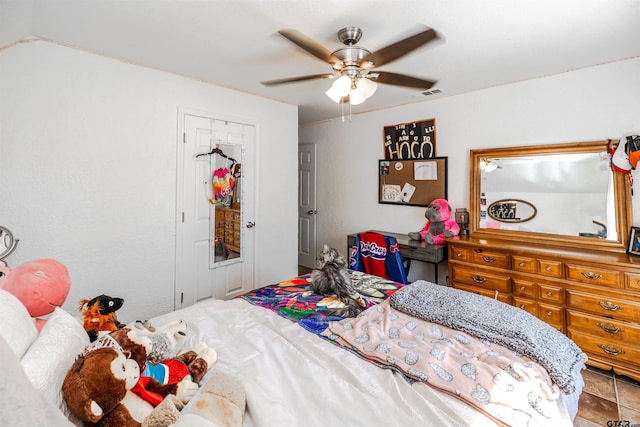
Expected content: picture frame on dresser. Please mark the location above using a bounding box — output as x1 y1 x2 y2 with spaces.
627 226 640 255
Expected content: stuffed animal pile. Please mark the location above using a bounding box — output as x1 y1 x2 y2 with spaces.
63 321 245 427
408 198 460 244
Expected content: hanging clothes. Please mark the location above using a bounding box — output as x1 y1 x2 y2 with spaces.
349 232 409 285
210 167 235 207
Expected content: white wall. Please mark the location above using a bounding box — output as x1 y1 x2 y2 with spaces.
0 40 298 321
300 58 640 283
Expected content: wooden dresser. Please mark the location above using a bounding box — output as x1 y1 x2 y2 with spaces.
448 236 640 381
214 206 241 253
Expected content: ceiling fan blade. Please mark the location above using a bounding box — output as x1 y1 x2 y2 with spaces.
374 72 436 90
278 29 340 65
261 73 335 86
362 28 439 68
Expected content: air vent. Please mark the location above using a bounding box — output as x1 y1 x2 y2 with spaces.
420 88 444 96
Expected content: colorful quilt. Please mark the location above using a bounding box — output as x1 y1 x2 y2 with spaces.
240 270 404 335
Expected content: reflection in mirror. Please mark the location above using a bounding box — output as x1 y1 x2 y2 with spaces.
481 152 610 236
470 140 633 252
207 142 244 267
487 199 537 223
0 226 19 261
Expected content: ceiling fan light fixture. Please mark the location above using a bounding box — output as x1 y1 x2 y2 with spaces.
349 88 366 105
356 77 377 98
325 75 352 103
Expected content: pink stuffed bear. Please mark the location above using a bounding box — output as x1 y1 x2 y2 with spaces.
0 259 71 331
408 199 460 244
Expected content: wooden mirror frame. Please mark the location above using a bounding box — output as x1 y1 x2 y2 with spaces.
469 140 633 253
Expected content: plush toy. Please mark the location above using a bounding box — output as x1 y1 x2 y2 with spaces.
79 294 125 340
107 327 217 407
62 345 184 427
128 319 188 363
408 199 460 244
0 258 70 331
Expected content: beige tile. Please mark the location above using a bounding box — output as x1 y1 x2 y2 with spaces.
582 369 616 402
616 378 640 411
619 405 640 425
573 416 602 427
577 392 619 424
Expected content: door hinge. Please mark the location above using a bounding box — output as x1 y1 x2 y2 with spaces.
183 132 186 143
180 292 184 304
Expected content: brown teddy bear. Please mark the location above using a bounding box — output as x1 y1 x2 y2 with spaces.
62 346 183 427
107 327 216 408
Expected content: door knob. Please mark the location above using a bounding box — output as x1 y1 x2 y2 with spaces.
246 222 255 228
307 210 317 215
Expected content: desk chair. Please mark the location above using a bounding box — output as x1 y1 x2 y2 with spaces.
348 232 409 285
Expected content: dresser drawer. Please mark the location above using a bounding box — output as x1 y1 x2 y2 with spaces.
512 256 535 273
538 260 563 278
566 289 640 322
451 267 511 292
539 284 563 304
512 279 536 298
568 330 640 366
565 264 622 288
624 271 640 291
452 283 511 304
538 302 563 327
567 310 640 342
471 249 509 268
450 246 472 262
513 296 538 316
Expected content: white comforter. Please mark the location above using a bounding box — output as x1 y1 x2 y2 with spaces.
150 298 581 427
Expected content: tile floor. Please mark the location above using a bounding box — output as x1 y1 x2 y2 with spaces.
297 266 640 426
575 366 640 426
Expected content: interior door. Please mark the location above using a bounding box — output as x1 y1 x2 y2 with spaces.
176 110 255 308
298 143 317 268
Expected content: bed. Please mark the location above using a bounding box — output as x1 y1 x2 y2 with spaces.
0 271 584 427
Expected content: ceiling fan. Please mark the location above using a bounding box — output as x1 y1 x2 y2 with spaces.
261 26 440 105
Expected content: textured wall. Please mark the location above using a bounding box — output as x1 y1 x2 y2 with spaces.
0 40 298 321
301 57 640 283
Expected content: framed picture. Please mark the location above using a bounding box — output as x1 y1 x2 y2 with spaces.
628 227 640 255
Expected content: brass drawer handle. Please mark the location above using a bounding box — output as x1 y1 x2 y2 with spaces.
456 253 463 257
518 262 525 267
581 271 602 280
519 286 526 291
546 291 553 297
546 311 553 317
471 275 487 284
545 266 552 272
597 344 625 356
598 301 622 311
596 323 623 334
482 256 496 263
519 304 526 309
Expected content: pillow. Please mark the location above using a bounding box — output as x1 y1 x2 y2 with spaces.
0 288 38 358
21 307 89 425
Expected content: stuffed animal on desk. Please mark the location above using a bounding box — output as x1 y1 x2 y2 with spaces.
408 198 460 244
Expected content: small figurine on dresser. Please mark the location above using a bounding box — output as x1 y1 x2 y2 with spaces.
408 198 460 244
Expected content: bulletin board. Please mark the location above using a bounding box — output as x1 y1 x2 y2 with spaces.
378 157 448 207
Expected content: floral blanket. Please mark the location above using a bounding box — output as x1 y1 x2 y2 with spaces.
322 300 564 427
240 271 404 335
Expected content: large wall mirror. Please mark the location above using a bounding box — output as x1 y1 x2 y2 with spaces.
469 140 633 252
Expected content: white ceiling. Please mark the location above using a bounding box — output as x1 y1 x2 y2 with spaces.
1 0 639 124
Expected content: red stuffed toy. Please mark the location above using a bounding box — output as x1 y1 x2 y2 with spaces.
408 199 460 244
0 259 70 331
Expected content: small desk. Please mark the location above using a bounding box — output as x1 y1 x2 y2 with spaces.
347 230 447 282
